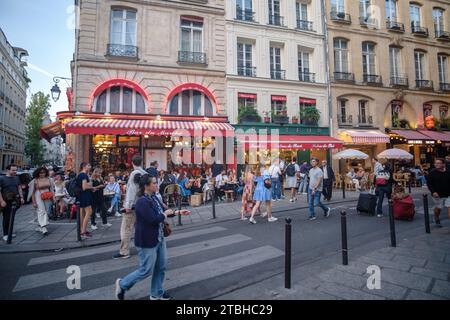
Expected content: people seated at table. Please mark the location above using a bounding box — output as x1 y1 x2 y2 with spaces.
178 171 193 197
410 166 427 187
215 169 228 201
105 174 121 215
347 167 364 191
54 173 70 218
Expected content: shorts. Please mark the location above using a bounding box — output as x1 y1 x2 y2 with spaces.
432 196 450 209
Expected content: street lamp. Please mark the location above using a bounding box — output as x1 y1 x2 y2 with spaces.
50 76 71 102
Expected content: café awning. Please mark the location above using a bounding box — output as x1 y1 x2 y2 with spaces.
390 129 430 141
64 118 235 136
40 121 63 142
237 134 343 149
340 130 390 144
418 130 450 142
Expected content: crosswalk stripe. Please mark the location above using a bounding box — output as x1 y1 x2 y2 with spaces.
57 245 283 300
14 233 247 292
27 226 228 266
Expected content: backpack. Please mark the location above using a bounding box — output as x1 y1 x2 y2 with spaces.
375 171 390 186
286 164 296 177
67 177 82 198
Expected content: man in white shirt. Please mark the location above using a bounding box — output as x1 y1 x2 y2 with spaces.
269 159 282 201
279 159 286 199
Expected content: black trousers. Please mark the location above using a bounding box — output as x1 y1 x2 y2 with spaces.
91 198 108 225
322 179 333 201
1 201 15 236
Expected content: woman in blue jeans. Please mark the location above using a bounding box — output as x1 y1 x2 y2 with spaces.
375 164 395 217
115 174 189 300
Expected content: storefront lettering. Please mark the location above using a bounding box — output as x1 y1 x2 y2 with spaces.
126 129 175 136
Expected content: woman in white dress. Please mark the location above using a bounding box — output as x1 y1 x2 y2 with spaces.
28 167 55 235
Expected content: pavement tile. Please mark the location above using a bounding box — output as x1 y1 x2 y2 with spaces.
423 261 450 273
316 282 385 300
361 280 408 300
405 289 445 300
275 286 339 300
335 261 369 276
409 267 449 281
365 251 395 261
318 269 366 290
379 268 433 292
430 280 450 299
390 247 446 263
391 255 427 268
358 256 412 272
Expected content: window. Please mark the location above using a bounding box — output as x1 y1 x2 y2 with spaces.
168 90 214 116
331 0 345 13
439 106 448 119
296 2 308 21
386 0 398 21
268 0 281 25
237 42 253 76
362 42 376 75
236 0 253 21
110 9 137 46
270 46 283 78
433 8 445 34
299 98 316 124
410 4 421 27
334 39 348 73
238 94 257 109
338 99 347 123
180 19 203 53
389 47 401 77
359 100 368 123
271 97 287 117
360 0 371 19
94 86 147 114
438 55 448 84
391 101 402 127
414 51 425 80
298 51 311 81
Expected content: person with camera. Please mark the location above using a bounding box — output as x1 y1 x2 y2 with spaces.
0 164 24 241
28 166 55 235
248 166 277 224
115 174 190 300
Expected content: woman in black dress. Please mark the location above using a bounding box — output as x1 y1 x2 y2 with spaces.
77 162 94 240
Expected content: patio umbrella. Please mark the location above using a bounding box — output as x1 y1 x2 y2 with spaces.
377 148 413 160
332 149 369 198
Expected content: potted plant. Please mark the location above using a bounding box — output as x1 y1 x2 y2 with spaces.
238 104 262 123
300 107 321 125
292 116 299 124
263 111 271 123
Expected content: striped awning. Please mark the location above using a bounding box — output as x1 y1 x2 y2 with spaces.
390 129 430 141
340 130 390 144
237 134 343 149
418 130 450 142
64 118 234 136
40 121 63 142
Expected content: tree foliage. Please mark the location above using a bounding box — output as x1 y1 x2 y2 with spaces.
24 92 50 166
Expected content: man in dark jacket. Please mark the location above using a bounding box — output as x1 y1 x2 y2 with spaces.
426 158 450 227
321 160 335 201
146 161 158 178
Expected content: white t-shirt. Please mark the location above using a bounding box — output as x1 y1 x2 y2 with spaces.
309 167 324 192
269 164 281 178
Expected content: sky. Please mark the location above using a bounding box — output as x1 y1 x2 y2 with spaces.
0 0 75 121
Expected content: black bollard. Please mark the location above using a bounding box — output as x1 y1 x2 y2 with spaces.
423 194 431 234
408 177 412 194
340 211 348 265
178 194 182 226
212 189 216 219
6 199 18 244
388 200 396 247
76 201 81 242
285 218 292 289
341 174 346 199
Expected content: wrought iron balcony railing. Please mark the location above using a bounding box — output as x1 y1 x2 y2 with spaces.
334 72 355 82
435 30 450 40
296 20 314 31
440 82 450 92
272 115 289 124
359 16 377 28
330 11 351 23
386 19 405 32
390 75 409 87
338 114 353 126
363 74 382 85
236 9 255 22
415 79 433 90
107 44 138 58
237 66 256 77
358 115 373 126
411 23 429 36
268 14 285 26
270 69 286 80
178 51 207 64
298 72 315 83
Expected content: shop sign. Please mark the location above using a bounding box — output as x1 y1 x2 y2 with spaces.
407 140 434 145
126 129 174 136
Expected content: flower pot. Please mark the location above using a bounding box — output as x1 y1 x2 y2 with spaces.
292 118 299 124
264 116 271 123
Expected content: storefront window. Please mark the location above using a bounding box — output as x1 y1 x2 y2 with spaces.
169 89 215 116
93 85 147 114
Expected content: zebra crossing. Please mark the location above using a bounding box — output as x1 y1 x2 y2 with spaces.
12 225 284 300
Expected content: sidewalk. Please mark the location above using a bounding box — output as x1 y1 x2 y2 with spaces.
215 219 450 300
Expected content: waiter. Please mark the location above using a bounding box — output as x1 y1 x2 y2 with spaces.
321 160 335 201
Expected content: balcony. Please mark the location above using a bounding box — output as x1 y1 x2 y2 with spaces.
330 11 351 24
272 115 289 124
334 72 355 82
296 20 314 32
338 114 353 127
268 14 285 27
178 51 207 64
363 74 382 85
237 66 256 77
440 82 450 92
411 23 429 37
299 72 315 83
236 9 255 22
270 69 286 80
390 75 409 87
358 115 373 127
436 30 450 41
386 20 405 32
359 16 377 28
106 44 138 58
415 79 433 90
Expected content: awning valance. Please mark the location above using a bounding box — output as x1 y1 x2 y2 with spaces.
418 130 450 142
390 130 431 141
40 121 63 142
64 118 235 136
237 134 343 149
340 130 390 144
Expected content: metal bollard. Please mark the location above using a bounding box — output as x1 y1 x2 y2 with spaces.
76 201 81 242
6 199 18 245
178 195 182 226
388 200 396 247
211 189 216 219
285 218 292 289
341 174 346 199
423 194 431 234
408 178 412 194
340 211 348 265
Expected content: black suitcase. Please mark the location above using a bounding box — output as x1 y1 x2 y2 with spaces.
357 193 377 215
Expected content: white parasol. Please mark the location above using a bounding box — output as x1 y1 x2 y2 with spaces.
332 148 369 160
377 148 413 160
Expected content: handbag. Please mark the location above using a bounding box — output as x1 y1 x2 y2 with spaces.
38 180 54 201
163 221 172 237
264 178 272 189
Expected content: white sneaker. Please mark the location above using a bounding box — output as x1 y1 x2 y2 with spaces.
268 217 278 222
102 223 112 227
289 199 294 202
41 227 48 235
249 217 256 224
261 212 268 218
115 212 122 217
96 213 100 219
108 207 113 213
91 224 98 231
272 199 277 202
2 235 7 241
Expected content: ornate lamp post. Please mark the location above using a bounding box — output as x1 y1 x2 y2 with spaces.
50 76 71 102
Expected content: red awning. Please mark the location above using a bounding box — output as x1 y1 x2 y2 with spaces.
40 121 63 142
237 134 343 149
418 130 450 142
271 95 287 101
64 118 235 136
238 93 257 99
390 130 430 140
299 98 316 104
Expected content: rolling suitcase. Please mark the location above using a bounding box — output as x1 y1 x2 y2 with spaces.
393 195 415 221
357 193 377 215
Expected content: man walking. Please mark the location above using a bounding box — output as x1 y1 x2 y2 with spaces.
0 164 24 241
285 157 300 202
307 158 331 220
426 158 450 228
321 160 335 201
269 158 282 201
113 155 147 259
